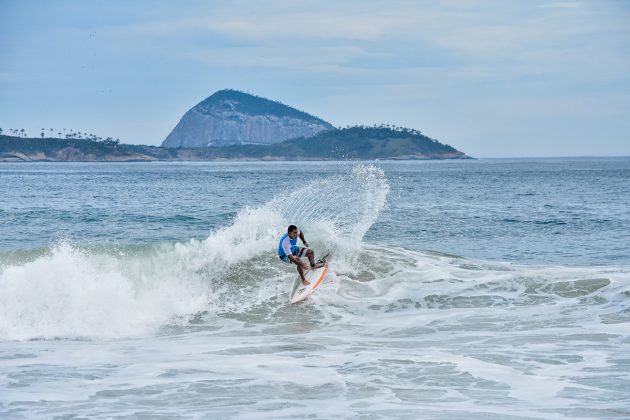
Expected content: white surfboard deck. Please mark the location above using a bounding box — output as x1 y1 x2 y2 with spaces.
289 258 330 304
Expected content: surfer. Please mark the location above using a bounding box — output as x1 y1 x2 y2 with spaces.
278 225 323 285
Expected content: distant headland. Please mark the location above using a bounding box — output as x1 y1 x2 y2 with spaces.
0 89 471 161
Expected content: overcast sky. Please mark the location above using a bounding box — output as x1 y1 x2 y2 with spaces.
1 0 629 157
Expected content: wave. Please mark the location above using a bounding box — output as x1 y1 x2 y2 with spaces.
0 165 389 340
330 244 630 311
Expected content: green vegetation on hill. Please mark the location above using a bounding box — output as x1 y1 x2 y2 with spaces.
164 126 468 160
0 136 119 158
280 125 464 159
0 135 173 161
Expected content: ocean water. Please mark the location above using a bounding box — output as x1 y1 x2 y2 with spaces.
1 158 629 419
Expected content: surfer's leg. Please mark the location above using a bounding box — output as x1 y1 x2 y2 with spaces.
296 262 310 285
306 249 325 269
306 248 316 267
294 246 314 268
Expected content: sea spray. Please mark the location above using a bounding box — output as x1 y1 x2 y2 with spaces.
271 164 388 241
269 164 389 272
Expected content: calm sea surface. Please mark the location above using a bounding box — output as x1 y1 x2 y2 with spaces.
1 158 629 419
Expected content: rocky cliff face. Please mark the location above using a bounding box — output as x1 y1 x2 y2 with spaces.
162 90 335 148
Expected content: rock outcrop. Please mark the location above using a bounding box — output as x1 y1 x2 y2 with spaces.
162 89 335 148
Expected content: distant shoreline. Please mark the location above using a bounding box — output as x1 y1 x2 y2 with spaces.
4 156 628 163
0 128 472 162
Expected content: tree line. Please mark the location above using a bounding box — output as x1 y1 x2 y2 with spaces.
0 127 120 145
337 124 425 137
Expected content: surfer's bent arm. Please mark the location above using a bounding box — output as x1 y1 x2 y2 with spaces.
299 231 309 247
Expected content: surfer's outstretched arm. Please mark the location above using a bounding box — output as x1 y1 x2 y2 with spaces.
298 231 308 247
297 231 317 267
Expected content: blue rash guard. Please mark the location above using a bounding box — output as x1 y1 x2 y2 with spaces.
278 230 306 263
278 232 297 258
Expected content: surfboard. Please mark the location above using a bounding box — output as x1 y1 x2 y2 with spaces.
289 256 330 304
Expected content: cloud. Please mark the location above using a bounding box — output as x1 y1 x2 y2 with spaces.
102 7 414 44
211 13 406 42
99 0 623 65
540 2 586 9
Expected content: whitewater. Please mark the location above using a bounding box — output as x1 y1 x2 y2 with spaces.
1 159 629 419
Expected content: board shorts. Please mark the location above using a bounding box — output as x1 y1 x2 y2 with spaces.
279 246 308 264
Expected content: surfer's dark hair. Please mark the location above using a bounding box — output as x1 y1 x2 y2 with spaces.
288 225 298 233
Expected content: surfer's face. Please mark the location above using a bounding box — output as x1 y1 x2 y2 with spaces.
288 229 298 239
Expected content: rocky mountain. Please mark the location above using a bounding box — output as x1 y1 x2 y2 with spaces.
162 89 335 147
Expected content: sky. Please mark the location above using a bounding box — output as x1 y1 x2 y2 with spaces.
1 0 629 157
